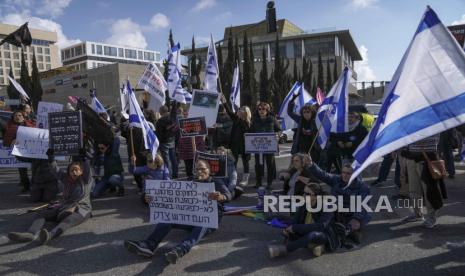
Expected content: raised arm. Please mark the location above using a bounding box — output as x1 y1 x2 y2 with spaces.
305 162 339 187
287 94 301 124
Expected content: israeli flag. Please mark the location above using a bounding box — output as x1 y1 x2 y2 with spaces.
230 62 240 112
167 43 191 104
277 82 302 130
350 6 465 184
299 83 317 106
127 80 159 161
120 83 129 119
203 35 219 92
90 90 109 121
315 67 351 149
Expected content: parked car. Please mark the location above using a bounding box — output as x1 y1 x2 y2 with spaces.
279 129 295 144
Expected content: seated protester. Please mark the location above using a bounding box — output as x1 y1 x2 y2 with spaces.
268 183 341 258
120 118 147 190
279 153 317 196
8 148 93 245
215 146 241 199
124 160 231 264
130 153 170 203
92 137 124 197
304 156 371 246
30 159 59 203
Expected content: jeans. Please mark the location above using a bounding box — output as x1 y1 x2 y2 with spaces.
92 174 124 198
146 223 214 255
440 142 455 176
18 168 30 189
159 143 178 178
377 154 394 182
254 154 276 186
233 153 250 174
286 231 327 252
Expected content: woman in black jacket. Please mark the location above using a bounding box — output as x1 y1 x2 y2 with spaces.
250 102 281 189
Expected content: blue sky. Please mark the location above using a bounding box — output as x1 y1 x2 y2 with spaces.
1 0 464 81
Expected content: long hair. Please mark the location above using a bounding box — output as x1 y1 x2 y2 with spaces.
240 106 252 127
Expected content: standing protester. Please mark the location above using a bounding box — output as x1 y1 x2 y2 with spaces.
92 137 125 197
400 135 447 228
8 148 93 245
124 160 231 264
304 156 371 247
120 117 147 190
439 128 457 179
156 105 179 178
250 102 281 189
20 103 35 122
222 96 252 186
213 105 233 149
3 110 35 193
287 94 320 161
268 183 341 258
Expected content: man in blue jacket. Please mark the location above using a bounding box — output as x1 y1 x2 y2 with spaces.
304 155 371 246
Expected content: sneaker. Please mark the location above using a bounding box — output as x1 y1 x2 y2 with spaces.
8 231 36 243
401 213 423 223
422 216 437 229
239 173 250 186
234 186 244 199
312 245 325 257
124 240 154 257
39 229 51 245
117 186 125 197
165 248 181 264
268 244 287 258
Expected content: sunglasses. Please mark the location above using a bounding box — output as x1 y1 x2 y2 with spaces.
258 108 267 111
303 110 312 113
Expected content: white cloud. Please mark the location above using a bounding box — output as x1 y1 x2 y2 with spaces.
355 45 376 82
214 11 232 21
0 11 80 49
105 18 147 49
350 0 378 10
37 0 72 18
149 13 169 30
451 14 465 26
192 0 216 12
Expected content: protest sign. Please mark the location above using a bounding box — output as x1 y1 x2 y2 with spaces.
188 90 220 127
145 180 218 229
12 126 49 159
138 62 167 105
179 117 207 137
0 140 30 168
244 133 279 154
37 101 63 129
194 151 227 177
48 111 83 156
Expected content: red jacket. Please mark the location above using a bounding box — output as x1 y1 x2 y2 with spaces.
3 120 35 147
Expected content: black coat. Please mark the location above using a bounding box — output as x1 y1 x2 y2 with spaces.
223 103 250 155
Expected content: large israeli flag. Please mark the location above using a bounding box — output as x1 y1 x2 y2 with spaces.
167 43 192 104
127 80 159 161
230 62 240 112
315 67 351 149
277 82 301 130
203 35 219 92
350 6 465 184
90 90 109 121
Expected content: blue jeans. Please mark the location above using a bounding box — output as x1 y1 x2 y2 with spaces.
145 223 214 255
159 143 178 178
92 174 124 198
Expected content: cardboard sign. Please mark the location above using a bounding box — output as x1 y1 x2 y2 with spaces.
145 180 218 229
0 140 30 168
244 133 279 154
194 151 227 177
37 101 64 129
179 117 207 137
12 126 49 159
48 111 83 156
188 90 220 128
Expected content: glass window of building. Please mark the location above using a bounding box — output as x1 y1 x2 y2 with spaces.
137 51 143 60
4 52 10 59
13 53 20 60
79 63 86 70
13 61 20 68
118 48 124 57
0 69 3 76
104 46 117 56
15 69 20 76
45 56 50 62
38 55 43 62
64 49 71 59
38 63 44 70
45 48 50 55
155 53 160 62
37 47 43 54
91 44 95 54
46 64 51 70
125 49 137 59
75 45 82 56
96 45 103 55
5 60 11 67
3 44 9 50
293 40 302 58
12 45 18 51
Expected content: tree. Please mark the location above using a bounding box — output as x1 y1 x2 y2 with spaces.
30 52 43 110
234 37 240 64
270 34 289 110
293 59 298 83
241 32 252 106
190 36 201 90
20 49 32 100
259 47 269 103
325 58 332 92
317 51 324 92
217 45 225 93
6 68 19 101
249 42 257 104
163 29 175 107
223 28 235 100
333 58 338 85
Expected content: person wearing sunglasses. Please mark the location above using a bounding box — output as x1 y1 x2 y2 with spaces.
269 183 341 258
250 102 281 189
124 160 231 264
91 137 124 197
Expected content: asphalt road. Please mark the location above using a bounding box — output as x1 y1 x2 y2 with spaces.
0 142 464 276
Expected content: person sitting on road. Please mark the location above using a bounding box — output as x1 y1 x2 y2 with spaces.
215 146 244 199
279 153 317 196
268 183 341 258
92 137 125 197
8 148 93 245
304 156 371 248
30 159 59 203
124 159 231 264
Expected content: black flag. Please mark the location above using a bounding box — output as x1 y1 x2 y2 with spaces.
0 22 32 47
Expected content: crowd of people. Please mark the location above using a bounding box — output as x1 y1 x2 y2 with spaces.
1 91 459 264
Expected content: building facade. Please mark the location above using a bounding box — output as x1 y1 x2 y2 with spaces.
61 41 162 72
0 23 59 87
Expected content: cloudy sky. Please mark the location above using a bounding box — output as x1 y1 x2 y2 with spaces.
1 0 464 81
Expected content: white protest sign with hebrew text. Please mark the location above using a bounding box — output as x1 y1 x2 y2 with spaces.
244 133 279 154
0 140 30 168
12 126 49 159
145 180 218 229
37 101 63 129
188 90 220 128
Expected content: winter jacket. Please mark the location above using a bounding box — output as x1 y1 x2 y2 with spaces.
93 138 124 177
214 112 233 147
250 114 281 133
223 103 250 156
287 100 319 155
3 119 35 147
156 114 177 145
